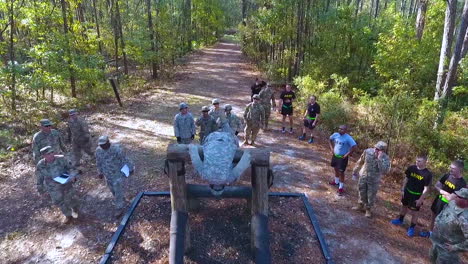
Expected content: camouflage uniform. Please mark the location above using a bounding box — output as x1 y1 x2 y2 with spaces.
430 199 468 264
36 155 79 217
258 86 276 129
195 115 217 143
32 130 66 165
95 144 134 209
226 113 243 135
209 107 226 123
174 113 196 144
243 101 265 143
68 116 93 166
352 148 391 209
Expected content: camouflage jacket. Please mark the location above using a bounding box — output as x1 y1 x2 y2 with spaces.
195 115 218 140
32 130 66 163
431 201 468 252
67 117 91 144
209 108 226 123
259 87 276 107
243 102 265 125
173 113 196 139
95 144 134 179
36 155 74 192
353 148 391 181
226 113 243 133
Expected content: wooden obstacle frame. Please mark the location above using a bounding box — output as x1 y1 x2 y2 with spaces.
99 143 333 264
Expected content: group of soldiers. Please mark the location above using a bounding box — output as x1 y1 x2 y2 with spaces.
174 81 276 146
29 78 466 263
32 109 133 223
330 125 467 263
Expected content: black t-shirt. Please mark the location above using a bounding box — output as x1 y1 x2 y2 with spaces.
306 103 321 118
280 91 296 106
251 81 266 96
438 173 466 194
405 165 433 194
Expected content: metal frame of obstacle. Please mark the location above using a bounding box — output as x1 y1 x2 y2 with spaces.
98 191 333 264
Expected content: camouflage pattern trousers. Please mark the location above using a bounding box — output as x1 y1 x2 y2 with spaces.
106 176 125 209
358 177 380 208
262 104 271 128
430 244 460 264
47 183 79 217
244 123 260 142
71 139 94 166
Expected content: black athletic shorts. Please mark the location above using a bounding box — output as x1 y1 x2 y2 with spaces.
330 155 348 172
401 189 422 211
303 118 316 129
281 105 293 116
431 196 449 216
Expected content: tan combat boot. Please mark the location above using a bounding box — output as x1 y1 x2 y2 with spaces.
352 203 365 212
365 208 372 218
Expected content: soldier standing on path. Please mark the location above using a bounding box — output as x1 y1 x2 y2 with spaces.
209 98 226 123
174 102 196 144
258 83 276 131
390 155 433 237
225 104 243 136
298 96 320 143
95 136 134 217
243 94 265 146
328 125 357 196
67 109 94 167
429 188 468 264
36 146 79 224
250 78 266 101
196 106 217 143
419 160 466 238
279 84 296 134
351 141 391 218
32 119 66 164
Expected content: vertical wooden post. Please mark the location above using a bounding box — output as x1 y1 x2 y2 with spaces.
251 165 271 263
168 160 190 263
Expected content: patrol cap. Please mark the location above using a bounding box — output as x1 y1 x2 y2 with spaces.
212 98 220 104
224 104 232 111
98 135 109 145
252 94 260 100
40 146 54 155
179 102 188 110
455 188 468 199
201 106 210 112
375 141 387 151
69 109 78 115
40 119 53 127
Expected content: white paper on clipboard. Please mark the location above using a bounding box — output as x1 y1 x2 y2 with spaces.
121 164 130 177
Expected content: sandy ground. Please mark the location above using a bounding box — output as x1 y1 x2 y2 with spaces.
0 38 464 264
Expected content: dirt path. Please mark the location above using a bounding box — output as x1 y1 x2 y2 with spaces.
0 39 439 264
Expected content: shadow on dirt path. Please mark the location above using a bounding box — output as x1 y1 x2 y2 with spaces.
0 38 438 264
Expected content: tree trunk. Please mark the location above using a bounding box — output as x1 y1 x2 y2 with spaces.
460 29 468 59
441 0 468 101
185 0 191 51
355 0 361 17
434 0 457 101
60 0 77 98
146 0 157 79
9 0 16 111
415 0 428 40
92 0 103 55
115 0 128 74
374 0 380 18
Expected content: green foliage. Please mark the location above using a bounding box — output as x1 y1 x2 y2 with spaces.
241 1 466 170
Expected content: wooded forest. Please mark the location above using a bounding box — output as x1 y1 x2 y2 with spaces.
0 0 466 171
